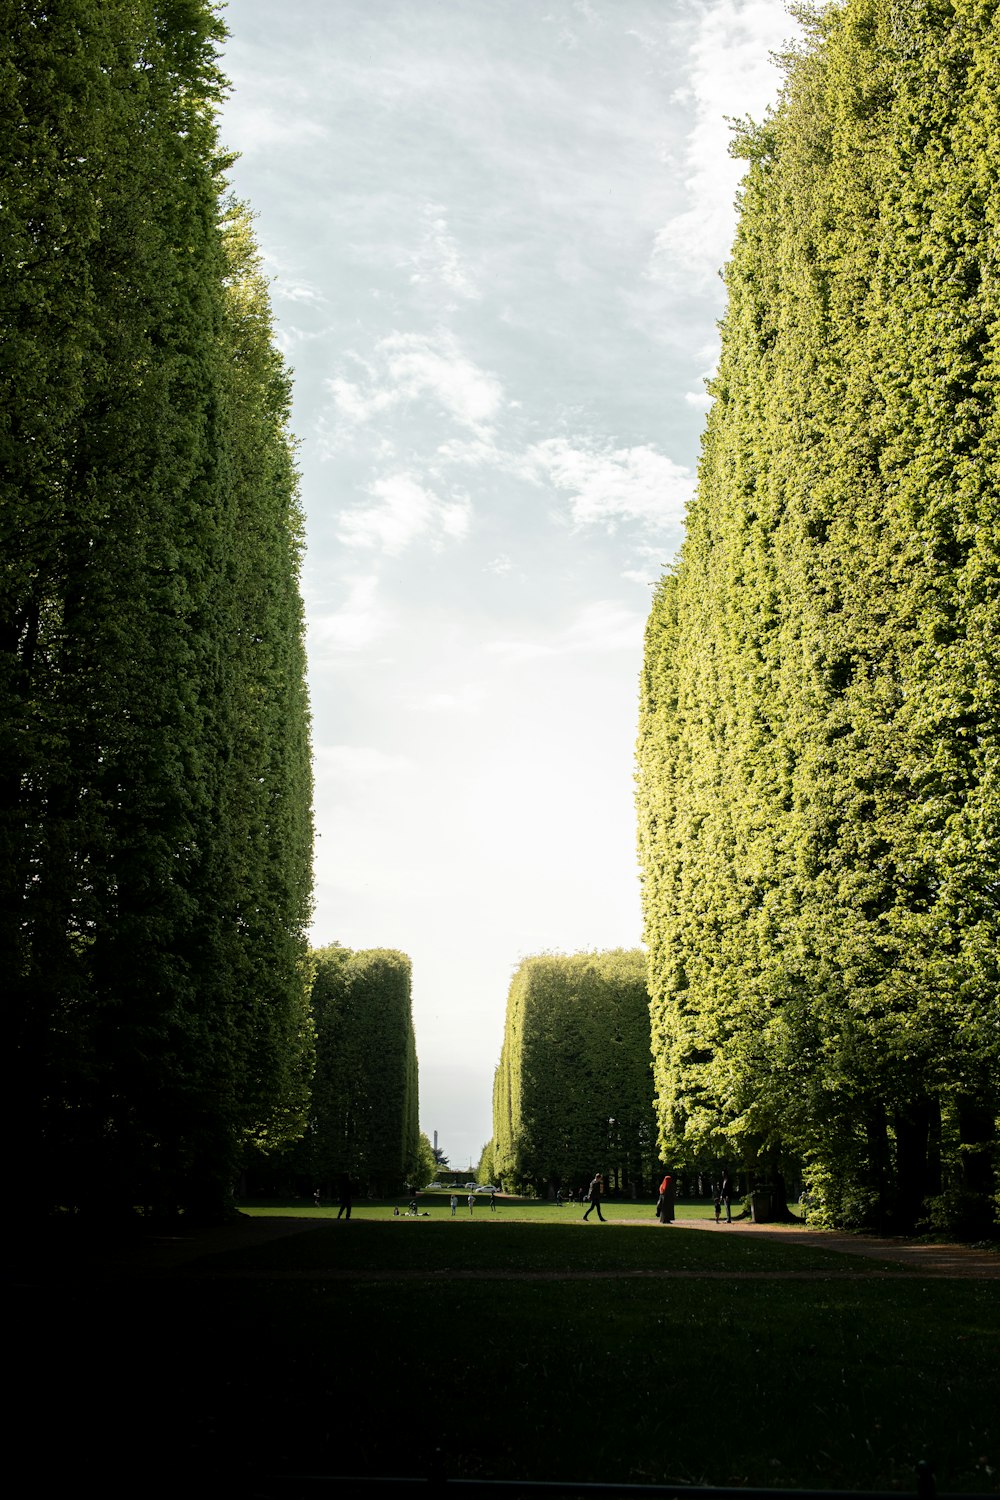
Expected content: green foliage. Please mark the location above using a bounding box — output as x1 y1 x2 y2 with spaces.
492 950 657 1195
2 1 312 1217
411 1132 438 1190
476 1139 495 1185
282 946 419 1195
636 0 1000 1236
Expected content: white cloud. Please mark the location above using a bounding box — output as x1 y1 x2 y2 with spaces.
684 337 721 407
622 540 678 584
326 375 398 426
315 744 414 780
222 99 329 155
307 575 387 653
564 599 646 652
273 323 334 356
403 204 481 301
528 437 694 533
255 247 327 310
419 685 488 712
275 283 326 304
337 472 472 554
435 435 506 468
384 333 502 426
327 331 504 433
649 0 798 289
487 600 645 663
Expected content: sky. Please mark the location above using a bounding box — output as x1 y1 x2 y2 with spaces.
217 0 801 1171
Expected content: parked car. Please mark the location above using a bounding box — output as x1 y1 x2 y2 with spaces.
475 1184 498 1194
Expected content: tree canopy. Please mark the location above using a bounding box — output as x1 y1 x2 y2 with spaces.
636 0 999 1235
281 946 420 1196
492 950 657 1196
3 0 313 1217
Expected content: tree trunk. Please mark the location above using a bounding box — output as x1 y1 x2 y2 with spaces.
956 1097 998 1237
890 1099 934 1234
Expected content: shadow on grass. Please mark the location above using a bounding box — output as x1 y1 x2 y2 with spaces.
10 1216 998 1496
204 1217 903 1276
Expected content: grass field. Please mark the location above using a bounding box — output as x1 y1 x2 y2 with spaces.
12 1204 998 1496
244 1191 746 1224
230 1208 899 1275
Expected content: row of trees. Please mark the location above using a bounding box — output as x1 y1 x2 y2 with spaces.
4 2 313 1217
491 950 658 1197
256 946 422 1197
636 0 999 1234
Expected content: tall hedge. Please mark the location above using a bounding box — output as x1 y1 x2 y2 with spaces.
636 0 999 1235
289 947 420 1196
2 1 313 1217
492 950 656 1196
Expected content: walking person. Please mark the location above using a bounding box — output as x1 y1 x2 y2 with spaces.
336 1173 353 1220
582 1171 605 1221
468 1193 475 1215
656 1171 675 1223
490 1190 497 1213
450 1194 458 1217
720 1167 732 1223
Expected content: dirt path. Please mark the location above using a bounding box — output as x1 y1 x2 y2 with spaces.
656 1215 1000 1278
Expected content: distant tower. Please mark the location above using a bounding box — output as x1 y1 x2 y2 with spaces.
433 1130 438 1153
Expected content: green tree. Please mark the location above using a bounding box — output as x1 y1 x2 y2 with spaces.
636 0 999 1235
476 1140 496 1185
286 947 420 1196
492 950 656 1197
3 0 312 1218
411 1132 438 1190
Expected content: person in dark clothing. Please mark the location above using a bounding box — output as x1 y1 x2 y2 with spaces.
656 1172 675 1223
720 1168 732 1223
582 1172 605 1221
337 1174 353 1220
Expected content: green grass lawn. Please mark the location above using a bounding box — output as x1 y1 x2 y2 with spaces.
242 1191 748 1224
12 1209 998 1497
221 1275 997 1492
220 1214 901 1276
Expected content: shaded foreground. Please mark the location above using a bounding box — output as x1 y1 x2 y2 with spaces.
10 1214 998 1496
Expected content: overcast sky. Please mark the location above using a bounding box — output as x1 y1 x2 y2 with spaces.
218 0 800 1171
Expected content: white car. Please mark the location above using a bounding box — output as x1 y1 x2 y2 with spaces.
475 1184 498 1194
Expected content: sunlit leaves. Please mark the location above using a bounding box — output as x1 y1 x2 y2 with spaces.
636 0 999 1234
492 950 656 1195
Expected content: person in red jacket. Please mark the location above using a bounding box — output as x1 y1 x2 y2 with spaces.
657 1172 675 1223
